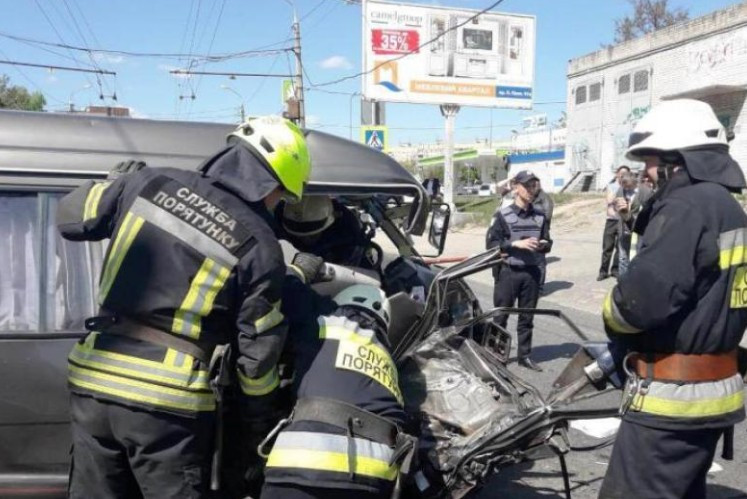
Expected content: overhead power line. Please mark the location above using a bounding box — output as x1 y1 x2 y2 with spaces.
169 69 294 78
0 31 291 61
0 59 115 75
310 0 506 88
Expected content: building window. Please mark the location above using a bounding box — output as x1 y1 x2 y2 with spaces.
589 82 601 102
618 74 630 94
575 85 587 105
634 70 648 92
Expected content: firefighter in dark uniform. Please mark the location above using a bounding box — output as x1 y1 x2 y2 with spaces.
277 196 377 269
57 116 318 498
486 170 552 372
599 99 747 499
259 281 410 499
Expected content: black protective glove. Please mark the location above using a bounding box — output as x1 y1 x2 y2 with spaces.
291 252 325 284
108 159 147 180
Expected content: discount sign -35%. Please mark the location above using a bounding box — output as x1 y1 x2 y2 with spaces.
372 29 420 55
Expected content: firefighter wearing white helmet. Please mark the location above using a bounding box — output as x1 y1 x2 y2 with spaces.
259 278 411 499
599 99 747 498
278 196 378 269
281 196 335 236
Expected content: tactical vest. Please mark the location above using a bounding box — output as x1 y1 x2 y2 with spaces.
502 205 545 267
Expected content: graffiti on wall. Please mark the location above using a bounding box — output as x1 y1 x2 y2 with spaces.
614 105 651 167
688 32 747 74
623 105 651 124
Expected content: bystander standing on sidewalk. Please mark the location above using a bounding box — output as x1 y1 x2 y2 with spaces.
597 165 630 280
486 170 552 372
614 171 653 276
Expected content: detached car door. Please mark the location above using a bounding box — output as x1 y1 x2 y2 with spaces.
0 191 104 497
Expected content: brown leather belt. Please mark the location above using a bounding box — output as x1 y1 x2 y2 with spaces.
633 350 738 382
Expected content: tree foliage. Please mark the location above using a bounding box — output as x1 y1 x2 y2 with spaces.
0 75 46 111
614 0 689 43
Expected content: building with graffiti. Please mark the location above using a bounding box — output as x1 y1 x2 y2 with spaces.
565 3 747 190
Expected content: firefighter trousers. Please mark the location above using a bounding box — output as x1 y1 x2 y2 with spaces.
68 393 215 499
598 419 724 499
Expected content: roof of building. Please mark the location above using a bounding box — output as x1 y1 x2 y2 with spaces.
567 2 747 78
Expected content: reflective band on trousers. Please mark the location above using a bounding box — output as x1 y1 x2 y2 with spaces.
631 373 745 418
238 366 280 396
68 364 215 412
267 430 398 481
69 333 210 390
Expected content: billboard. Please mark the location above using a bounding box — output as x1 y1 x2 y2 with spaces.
362 0 536 109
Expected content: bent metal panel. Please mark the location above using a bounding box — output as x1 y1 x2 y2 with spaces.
362 0 536 109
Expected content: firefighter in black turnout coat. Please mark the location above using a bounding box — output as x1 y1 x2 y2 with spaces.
57 116 315 498
599 99 747 499
260 279 408 499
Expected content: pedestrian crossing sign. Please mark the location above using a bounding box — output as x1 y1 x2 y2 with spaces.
361 126 387 151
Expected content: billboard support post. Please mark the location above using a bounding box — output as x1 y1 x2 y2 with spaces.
440 104 460 209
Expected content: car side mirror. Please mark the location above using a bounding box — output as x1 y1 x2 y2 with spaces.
428 203 450 255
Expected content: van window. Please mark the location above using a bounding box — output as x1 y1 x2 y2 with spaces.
0 192 104 333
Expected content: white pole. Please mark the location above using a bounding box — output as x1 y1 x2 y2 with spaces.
440 104 460 209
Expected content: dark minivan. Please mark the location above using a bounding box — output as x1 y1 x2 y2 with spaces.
0 109 443 498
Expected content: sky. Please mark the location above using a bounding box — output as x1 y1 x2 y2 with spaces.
0 0 740 147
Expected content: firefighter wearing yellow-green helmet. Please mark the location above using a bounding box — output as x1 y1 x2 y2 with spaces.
229 115 311 202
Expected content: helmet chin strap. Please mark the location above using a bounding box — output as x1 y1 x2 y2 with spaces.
655 164 678 190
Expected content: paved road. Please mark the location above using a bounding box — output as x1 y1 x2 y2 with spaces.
463 277 747 499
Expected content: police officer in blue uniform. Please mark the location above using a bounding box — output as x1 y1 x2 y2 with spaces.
486 170 552 372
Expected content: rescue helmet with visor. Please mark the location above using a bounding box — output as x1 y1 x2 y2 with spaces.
281 196 335 237
228 115 311 202
334 284 391 331
626 99 728 162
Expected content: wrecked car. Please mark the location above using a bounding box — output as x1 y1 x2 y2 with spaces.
0 109 619 498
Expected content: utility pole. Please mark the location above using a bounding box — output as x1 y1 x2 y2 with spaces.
291 11 306 128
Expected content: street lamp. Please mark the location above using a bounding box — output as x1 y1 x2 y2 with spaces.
220 85 246 122
68 83 91 113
